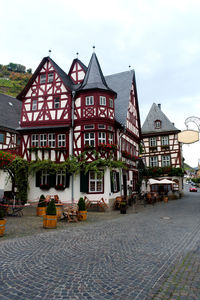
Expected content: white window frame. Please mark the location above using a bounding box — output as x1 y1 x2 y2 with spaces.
40 134 47 147
149 137 157 147
89 171 103 193
98 132 106 144
162 136 169 146
109 98 113 108
85 96 94 106
48 133 55 147
84 132 95 146
100 96 106 106
56 171 66 186
0 133 5 143
58 134 66 147
98 124 105 129
54 97 60 109
48 73 54 83
155 120 161 129
40 74 46 84
32 99 37 111
41 170 49 185
31 134 39 147
84 125 94 130
162 155 171 167
149 156 158 167
108 133 113 144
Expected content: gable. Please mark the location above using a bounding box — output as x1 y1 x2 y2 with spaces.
68 59 87 84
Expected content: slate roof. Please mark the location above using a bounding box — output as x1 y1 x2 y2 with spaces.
0 93 21 131
142 103 179 135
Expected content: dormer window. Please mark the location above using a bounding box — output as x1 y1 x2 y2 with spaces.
32 99 37 111
40 74 46 84
54 97 60 109
48 73 54 83
155 120 161 129
85 96 94 106
100 96 106 106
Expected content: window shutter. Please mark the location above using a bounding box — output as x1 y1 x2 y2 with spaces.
49 173 56 187
116 172 120 192
66 172 70 188
80 171 89 193
35 171 41 187
110 171 114 193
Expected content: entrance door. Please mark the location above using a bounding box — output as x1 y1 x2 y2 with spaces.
123 174 127 197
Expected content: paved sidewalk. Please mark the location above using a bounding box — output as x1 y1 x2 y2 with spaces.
0 191 200 299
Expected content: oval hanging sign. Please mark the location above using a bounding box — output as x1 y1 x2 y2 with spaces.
178 130 199 144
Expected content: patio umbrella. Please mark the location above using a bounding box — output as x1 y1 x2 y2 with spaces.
159 179 175 184
148 178 161 185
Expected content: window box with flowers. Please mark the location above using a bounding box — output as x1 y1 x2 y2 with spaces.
161 145 170 150
40 183 50 190
98 144 117 152
55 184 65 190
149 146 157 152
84 144 95 151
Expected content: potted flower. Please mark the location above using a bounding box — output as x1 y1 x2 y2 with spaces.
43 199 57 228
78 197 87 221
55 183 65 190
0 206 6 237
37 194 46 216
40 183 50 190
120 201 127 214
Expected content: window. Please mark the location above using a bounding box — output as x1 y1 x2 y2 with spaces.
155 120 161 129
48 73 54 83
48 134 55 147
0 133 5 143
149 156 158 167
17 136 21 145
109 98 113 108
54 97 60 109
89 171 103 192
162 136 169 146
98 124 105 129
32 99 37 111
31 134 39 147
98 132 106 144
108 133 113 144
40 134 47 147
84 125 94 130
149 137 157 147
58 134 66 147
85 96 94 105
41 170 49 185
40 74 46 84
56 171 66 186
100 96 106 106
84 132 95 146
162 155 170 167
108 126 113 131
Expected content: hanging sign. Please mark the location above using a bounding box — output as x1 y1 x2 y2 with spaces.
178 130 199 144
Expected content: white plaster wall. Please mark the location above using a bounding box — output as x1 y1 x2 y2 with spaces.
0 170 12 191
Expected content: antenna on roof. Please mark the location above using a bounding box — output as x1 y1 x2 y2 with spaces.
93 45 95 52
49 49 52 57
76 52 79 59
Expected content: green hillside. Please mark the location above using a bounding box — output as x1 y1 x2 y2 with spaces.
0 63 32 97
184 162 195 172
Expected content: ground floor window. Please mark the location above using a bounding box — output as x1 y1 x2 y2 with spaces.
89 171 103 193
41 170 49 185
149 156 158 167
56 171 66 186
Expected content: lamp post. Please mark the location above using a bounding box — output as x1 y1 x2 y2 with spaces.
118 125 126 197
71 90 76 204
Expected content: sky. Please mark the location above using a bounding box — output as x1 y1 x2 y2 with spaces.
1 0 200 167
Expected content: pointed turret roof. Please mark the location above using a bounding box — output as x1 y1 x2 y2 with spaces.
78 52 116 95
142 103 179 135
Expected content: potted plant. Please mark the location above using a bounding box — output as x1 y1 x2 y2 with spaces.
43 199 57 228
78 197 87 221
0 206 6 237
37 194 46 216
120 201 127 214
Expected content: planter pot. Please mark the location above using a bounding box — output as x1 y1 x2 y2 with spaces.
78 210 87 221
37 207 46 216
163 196 168 203
43 215 57 228
0 219 6 237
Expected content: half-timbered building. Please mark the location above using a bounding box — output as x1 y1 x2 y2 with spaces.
17 52 141 206
141 103 183 192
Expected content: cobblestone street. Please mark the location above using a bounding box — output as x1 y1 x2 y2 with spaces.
0 190 200 299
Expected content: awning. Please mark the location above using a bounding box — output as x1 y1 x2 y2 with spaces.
148 179 161 185
159 179 175 184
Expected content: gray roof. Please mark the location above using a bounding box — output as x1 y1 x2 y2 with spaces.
142 103 179 135
0 93 21 131
105 70 135 126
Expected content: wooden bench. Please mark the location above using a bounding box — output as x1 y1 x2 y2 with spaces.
62 204 79 223
84 196 108 211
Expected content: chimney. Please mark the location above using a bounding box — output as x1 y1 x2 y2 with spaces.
158 103 161 109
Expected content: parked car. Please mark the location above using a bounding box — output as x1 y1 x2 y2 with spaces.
189 187 197 192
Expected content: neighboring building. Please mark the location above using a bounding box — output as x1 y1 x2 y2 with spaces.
0 93 22 193
17 52 141 205
141 103 183 193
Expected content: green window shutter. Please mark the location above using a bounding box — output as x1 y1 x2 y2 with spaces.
49 173 56 187
116 172 120 192
35 171 41 187
80 171 89 193
110 171 114 193
66 172 70 188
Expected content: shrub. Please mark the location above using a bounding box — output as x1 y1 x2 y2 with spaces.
78 197 86 211
38 194 46 207
0 207 5 220
46 199 56 215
